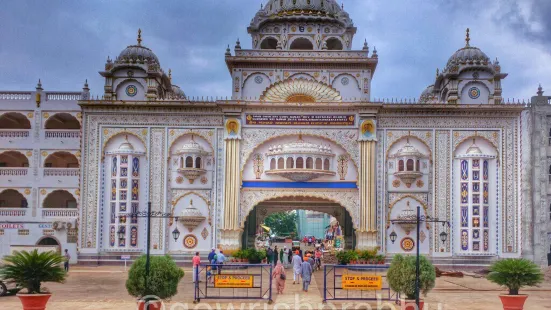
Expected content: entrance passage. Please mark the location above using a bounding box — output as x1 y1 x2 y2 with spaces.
242 196 356 250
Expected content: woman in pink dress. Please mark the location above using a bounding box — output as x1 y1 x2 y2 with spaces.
272 261 286 294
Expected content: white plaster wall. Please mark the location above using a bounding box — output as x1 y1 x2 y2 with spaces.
242 73 271 100
168 193 212 253
332 74 361 101
460 81 490 104
115 79 146 101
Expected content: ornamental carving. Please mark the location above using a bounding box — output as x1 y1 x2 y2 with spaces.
239 189 360 229
252 153 264 179
337 154 349 180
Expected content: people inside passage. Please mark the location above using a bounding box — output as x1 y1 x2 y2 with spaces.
301 259 313 292
272 261 286 294
292 250 302 284
192 251 201 283
274 246 279 265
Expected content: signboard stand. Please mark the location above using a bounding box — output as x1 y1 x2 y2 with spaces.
121 255 131 271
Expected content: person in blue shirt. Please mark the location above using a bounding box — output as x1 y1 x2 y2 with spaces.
216 250 226 274
208 248 216 262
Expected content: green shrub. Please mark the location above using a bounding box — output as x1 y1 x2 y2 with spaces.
126 255 184 300
0 250 67 294
487 258 544 295
387 254 436 300
233 250 244 259
335 250 358 265
359 249 378 260
246 248 267 263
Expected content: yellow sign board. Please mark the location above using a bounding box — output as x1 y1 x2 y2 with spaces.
214 275 254 288
342 275 382 290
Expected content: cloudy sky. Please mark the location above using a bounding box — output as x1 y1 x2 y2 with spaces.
0 0 549 100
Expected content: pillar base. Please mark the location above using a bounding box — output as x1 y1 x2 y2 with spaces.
218 228 243 251
355 231 379 250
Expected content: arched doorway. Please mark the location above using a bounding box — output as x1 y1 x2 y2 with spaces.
37 237 59 246
241 196 356 250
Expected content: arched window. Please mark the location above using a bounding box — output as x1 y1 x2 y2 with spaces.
270 158 276 170
286 157 294 169
0 112 31 129
416 160 420 172
44 113 80 129
185 156 193 168
43 190 77 208
306 157 313 169
290 38 313 50
278 158 284 169
326 38 343 50
0 189 28 208
37 237 59 246
324 159 330 170
296 157 304 169
44 151 79 168
315 158 322 170
406 159 414 171
398 160 404 172
0 151 29 167
260 37 278 49
195 157 202 169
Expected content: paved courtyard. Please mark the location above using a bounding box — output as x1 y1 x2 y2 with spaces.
0 265 550 310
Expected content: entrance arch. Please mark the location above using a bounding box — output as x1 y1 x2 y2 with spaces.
241 195 357 250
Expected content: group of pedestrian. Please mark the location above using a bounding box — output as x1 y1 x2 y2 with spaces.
266 245 287 266
193 248 227 283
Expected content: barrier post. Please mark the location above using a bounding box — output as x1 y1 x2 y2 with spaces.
268 265 273 304
323 265 327 303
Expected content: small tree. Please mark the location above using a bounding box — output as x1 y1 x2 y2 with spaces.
0 250 67 294
126 255 184 300
387 254 436 300
487 258 544 295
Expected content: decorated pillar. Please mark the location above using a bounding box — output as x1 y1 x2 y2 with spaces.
356 118 378 249
219 117 243 250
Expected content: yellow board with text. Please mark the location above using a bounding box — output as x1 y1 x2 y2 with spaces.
214 275 254 288
342 275 382 290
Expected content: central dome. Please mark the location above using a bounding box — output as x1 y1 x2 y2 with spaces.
263 0 343 16
116 29 160 65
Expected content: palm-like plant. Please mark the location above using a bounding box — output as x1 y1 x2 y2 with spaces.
487 258 544 295
0 250 67 294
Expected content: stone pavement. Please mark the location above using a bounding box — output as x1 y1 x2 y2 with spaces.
0 265 550 309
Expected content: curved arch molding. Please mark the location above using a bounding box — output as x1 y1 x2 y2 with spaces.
261 78 342 103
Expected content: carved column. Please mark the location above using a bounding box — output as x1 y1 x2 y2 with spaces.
356 118 378 249
219 117 243 250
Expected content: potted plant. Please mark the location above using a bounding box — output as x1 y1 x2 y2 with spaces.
246 248 267 264
126 254 185 310
335 250 358 265
376 254 386 265
0 249 67 310
487 258 544 310
387 254 436 310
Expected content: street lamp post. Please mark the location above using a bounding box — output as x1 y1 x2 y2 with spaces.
121 201 183 310
390 205 450 309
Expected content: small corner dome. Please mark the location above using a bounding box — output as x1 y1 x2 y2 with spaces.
117 29 160 65
419 85 436 103
171 85 186 99
118 45 160 65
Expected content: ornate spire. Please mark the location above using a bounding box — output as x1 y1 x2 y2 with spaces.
465 28 470 47
137 28 142 46
36 79 43 91
168 69 172 82
83 79 89 91
537 84 544 96
363 39 369 51
235 38 241 50
225 44 231 56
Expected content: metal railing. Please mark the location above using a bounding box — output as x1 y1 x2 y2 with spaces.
42 209 79 217
0 129 30 138
45 92 82 101
44 130 80 139
0 209 27 216
194 263 273 304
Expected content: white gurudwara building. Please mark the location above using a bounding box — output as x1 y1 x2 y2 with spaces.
0 0 549 266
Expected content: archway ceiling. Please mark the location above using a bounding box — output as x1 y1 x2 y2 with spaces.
261 78 342 103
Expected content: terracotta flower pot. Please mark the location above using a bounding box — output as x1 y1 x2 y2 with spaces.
138 300 163 310
498 295 528 310
401 299 424 310
17 293 51 310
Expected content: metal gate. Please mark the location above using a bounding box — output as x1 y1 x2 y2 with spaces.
323 264 399 303
194 263 273 303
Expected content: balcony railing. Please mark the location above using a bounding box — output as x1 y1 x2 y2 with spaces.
44 130 80 139
45 92 82 101
0 92 32 100
0 208 27 216
43 168 79 177
42 208 78 217
0 168 28 176
0 129 30 138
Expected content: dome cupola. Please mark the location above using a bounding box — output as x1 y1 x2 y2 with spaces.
116 29 160 65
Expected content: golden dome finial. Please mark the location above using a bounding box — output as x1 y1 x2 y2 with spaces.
465 28 470 47
137 28 142 46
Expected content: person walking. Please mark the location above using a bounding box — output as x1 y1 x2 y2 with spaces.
192 251 201 283
272 261 286 294
301 259 313 292
287 247 293 265
266 247 273 265
274 246 279 265
279 247 284 266
216 250 226 274
292 250 302 284
63 249 70 272
208 248 216 262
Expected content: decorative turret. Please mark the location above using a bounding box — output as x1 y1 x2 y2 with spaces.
390 138 426 187
176 135 211 184
179 199 206 232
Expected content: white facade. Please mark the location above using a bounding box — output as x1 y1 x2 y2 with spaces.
2 0 549 266
0 82 86 263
